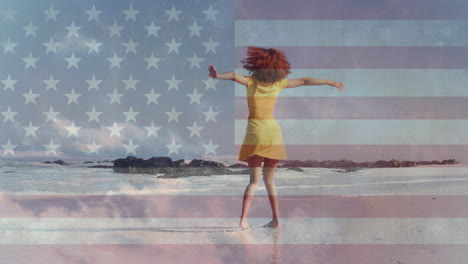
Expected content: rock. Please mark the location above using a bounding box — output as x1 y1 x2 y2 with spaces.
44 161 52 164
53 160 68 165
187 159 225 168
228 163 248 168
88 165 113 168
174 159 186 167
286 167 304 172
84 161 93 163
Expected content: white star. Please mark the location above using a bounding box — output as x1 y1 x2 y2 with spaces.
165 106 182 123
85 106 102 123
108 21 123 37
44 139 60 156
123 74 139 91
85 5 102 21
123 139 139 156
187 53 205 69
22 53 39 69
145 21 161 37
202 5 219 21
65 88 81 104
145 121 161 137
123 38 139 54
144 52 161 69
24 22 38 37
23 121 39 138
186 88 204 104
123 4 139 21
43 106 60 123
107 121 124 137
144 89 161 104
2 8 16 21
123 106 139 122
202 106 220 123
85 39 102 54
65 21 81 37
2 74 17 91
2 139 17 156
43 37 60 54
43 74 60 91
108 89 123 104
165 74 182 91
2 38 17 53
187 121 204 137
22 89 39 104
187 21 203 37
166 137 182 155
202 38 219 54
85 74 102 91
65 121 81 137
165 5 182 21
86 139 102 155
165 37 182 54
44 4 60 21
107 53 124 69
1 106 17 123
65 52 82 69
202 139 219 155
203 78 218 91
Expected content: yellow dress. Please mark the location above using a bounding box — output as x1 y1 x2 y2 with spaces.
238 76 288 162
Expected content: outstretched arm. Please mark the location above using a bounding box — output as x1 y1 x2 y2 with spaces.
286 77 345 92
208 65 248 85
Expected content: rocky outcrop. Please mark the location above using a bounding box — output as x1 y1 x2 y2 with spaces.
278 159 459 168
44 160 69 165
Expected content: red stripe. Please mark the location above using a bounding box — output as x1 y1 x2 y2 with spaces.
235 47 468 69
234 145 468 163
235 0 468 20
0 244 467 263
1 195 468 218
235 97 468 119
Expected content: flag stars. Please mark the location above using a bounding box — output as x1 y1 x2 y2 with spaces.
2 38 17 53
165 37 182 54
22 53 39 69
108 89 123 104
165 74 182 91
2 139 17 156
145 21 161 37
44 139 60 156
123 106 139 122
145 52 161 69
123 38 139 54
86 39 102 54
107 122 124 137
165 106 182 123
2 8 16 22
2 74 18 91
187 121 204 137
65 88 81 104
145 121 161 137
202 106 220 123
123 5 139 21
65 21 81 37
44 4 60 21
144 89 161 104
43 37 60 54
123 139 139 155
202 5 219 21
22 89 39 104
86 74 102 91
1 106 17 123
165 5 182 21
187 21 203 37
123 74 139 91
86 139 102 155
187 53 205 69
43 106 60 123
108 21 123 37
202 38 219 54
85 5 102 21
65 53 82 69
24 22 38 37
65 121 81 137
203 139 219 155
166 137 182 155
23 121 39 138
43 75 60 91
85 106 102 123
107 53 125 69
203 78 218 91
186 88 204 104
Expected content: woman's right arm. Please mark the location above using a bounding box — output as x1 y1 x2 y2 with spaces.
286 77 345 92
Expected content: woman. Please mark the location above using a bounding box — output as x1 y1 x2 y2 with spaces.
208 46 345 230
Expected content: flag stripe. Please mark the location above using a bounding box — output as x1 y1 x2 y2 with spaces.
235 46 468 68
235 20 468 46
2 195 468 218
235 0 468 20
1 244 467 263
235 97 468 119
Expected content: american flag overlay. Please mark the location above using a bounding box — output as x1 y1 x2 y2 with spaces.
2 0 468 263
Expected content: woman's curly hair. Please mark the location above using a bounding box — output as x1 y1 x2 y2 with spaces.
241 46 291 83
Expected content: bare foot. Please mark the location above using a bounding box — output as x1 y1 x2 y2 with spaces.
239 219 251 230
262 219 280 228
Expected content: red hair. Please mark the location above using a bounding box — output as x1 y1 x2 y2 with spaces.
241 46 291 83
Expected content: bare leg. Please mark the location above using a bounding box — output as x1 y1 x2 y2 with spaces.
240 155 263 230
262 158 280 228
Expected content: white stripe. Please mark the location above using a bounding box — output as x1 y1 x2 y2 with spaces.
235 20 468 46
235 119 468 145
0 218 465 244
234 69 468 97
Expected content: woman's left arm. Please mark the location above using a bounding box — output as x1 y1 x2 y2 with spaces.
208 65 248 85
